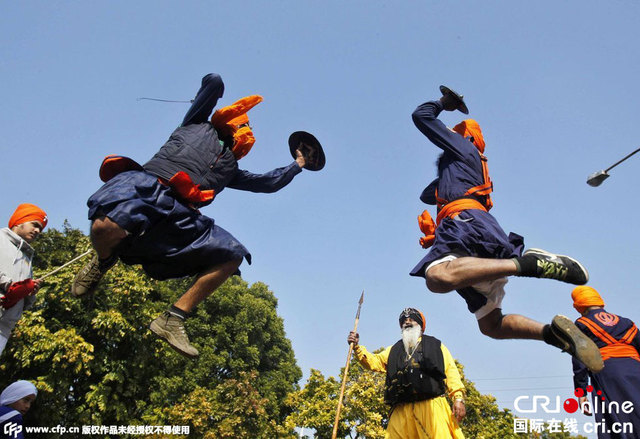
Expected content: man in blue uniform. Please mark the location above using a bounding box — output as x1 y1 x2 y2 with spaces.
571 286 640 438
409 89 602 372
71 73 318 358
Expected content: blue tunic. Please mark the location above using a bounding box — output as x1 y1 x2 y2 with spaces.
0 406 23 439
573 309 640 439
87 74 302 279
408 100 524 313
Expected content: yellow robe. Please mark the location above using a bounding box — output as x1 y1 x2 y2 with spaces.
354 339 465 439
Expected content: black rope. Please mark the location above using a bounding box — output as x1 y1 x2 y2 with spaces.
137 97 194 103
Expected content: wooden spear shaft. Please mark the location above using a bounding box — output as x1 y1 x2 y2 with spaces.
331 291 364 439
37 250 92 280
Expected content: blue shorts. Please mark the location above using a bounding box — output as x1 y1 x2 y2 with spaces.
87 171 250 280
410 208 524 314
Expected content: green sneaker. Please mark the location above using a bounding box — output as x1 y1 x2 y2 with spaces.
149 312 199 359
70 253 116 297
523 248 589 285
550 315 604 373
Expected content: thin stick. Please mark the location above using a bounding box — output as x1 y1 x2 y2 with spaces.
137 97 194 103
604 147 640 173
37 250 92 280
331 291 364 439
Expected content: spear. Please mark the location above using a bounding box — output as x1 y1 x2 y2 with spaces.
331 291 364 439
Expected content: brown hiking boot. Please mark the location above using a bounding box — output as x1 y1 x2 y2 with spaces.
550 315 604 373
70 253 116 297
149 312 199 359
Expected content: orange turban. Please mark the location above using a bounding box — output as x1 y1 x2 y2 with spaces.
571 286 605 314
452 119 485 153
8 203 48 230
210 95 263 160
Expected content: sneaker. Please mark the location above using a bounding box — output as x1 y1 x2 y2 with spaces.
149 312 199 359
522 248 589 285
70 253 116 297
550 315 604 373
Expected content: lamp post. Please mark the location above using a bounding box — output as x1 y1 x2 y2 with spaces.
587 147 640 187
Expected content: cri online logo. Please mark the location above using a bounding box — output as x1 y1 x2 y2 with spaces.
515 387 634 414
564 386 603 413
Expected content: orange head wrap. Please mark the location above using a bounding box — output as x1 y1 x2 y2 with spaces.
210 95 263 160
571 286 605 314
8 203 48 230
452 119 485 153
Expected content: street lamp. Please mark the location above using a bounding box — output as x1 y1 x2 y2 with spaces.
586 147 640 187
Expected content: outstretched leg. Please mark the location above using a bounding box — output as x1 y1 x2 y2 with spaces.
427 258 518 293
426 249 589 294
150 258 243 358
71 217 126 297
478 309 543 340
478 309 604 373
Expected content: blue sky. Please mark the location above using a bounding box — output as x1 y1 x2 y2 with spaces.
3 1 640 436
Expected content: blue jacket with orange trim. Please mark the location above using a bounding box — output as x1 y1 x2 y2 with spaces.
144 73 301 206
412 100 485 205
572 308 640 390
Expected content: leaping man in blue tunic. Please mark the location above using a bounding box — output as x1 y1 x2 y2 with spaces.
71 73 325 359
409 86 603 373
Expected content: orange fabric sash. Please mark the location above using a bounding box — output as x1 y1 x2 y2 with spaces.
159 171 215 205
417 148 492 249
435 152 493 211
436 198 487 224
418 199 487 249
577 317 640 362
600 345 640 362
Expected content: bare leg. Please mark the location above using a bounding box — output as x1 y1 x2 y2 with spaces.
478 308 544 340
149 258 243 358
90 216 127 259
426 257 518 293
173 258 242 313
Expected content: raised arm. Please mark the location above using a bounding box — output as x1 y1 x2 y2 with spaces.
412 100 471 161
348 331 390 373
181 73 225 126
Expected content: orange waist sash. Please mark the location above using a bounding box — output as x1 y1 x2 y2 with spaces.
418 198 488 249
435 198 487 224
600 344 640 362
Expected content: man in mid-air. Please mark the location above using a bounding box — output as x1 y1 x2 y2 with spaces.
72 73 324 358
409 87 602 373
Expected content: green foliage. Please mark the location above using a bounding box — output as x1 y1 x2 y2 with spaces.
285 356 387 439
0 225 301 438
286 353 587 439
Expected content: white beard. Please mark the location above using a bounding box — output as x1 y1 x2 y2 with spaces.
401 325 422 354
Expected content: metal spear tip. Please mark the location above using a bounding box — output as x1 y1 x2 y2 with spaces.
586 170 610 187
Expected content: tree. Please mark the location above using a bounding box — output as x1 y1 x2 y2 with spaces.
284 354 386 439
0 224 301 438
286 351 587 439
